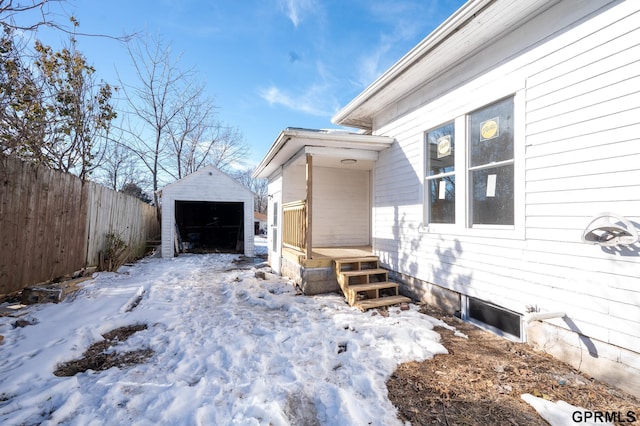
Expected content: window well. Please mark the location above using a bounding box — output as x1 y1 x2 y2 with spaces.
464 297 522 341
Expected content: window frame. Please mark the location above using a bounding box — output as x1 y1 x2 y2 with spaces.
421 91 524 239
467 96 516 228
424 121 456 225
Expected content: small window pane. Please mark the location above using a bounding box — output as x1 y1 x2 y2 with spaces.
273 202 278 226
469 97 514 168
272 201 278 251
427 123 455 176
471 165 514 225
429 176 455 223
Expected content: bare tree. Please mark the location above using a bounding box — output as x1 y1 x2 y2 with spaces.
206 124 248 171
0 1 134 40
120 35 250 209
165 82 214 180
100 138 146 191
233 168 268 214
118 35 199 210
1 0 66 32
168 117 249 180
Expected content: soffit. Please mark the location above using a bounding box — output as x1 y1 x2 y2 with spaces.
253 128 393 179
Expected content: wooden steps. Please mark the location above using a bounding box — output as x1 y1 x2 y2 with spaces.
356 295 413 311
334 256 411 311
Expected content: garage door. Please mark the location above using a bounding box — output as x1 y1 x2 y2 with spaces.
174 201 244 253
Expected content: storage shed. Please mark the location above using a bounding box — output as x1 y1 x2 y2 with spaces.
159 166 254 258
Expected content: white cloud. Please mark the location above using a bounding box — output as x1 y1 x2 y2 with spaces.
356 39 393 88
280 0 316 27
259 82 337 117
354 0 441 88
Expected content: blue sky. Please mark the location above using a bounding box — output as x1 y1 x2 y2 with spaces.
34 0 466 166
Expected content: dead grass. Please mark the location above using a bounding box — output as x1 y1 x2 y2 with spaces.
387 306 640 425
54 324 153 377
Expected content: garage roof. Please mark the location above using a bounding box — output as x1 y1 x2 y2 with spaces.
159 165 253 197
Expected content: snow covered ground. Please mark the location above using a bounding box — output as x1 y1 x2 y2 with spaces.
0 237 452 425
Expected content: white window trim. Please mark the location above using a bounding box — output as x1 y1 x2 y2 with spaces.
421 90 525 240
423 122 457 226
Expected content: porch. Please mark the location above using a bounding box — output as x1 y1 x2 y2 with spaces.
281 195 372 267
282 245 373 268
282 198 411 310
254 128 408 309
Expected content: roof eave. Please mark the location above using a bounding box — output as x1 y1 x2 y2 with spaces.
331 0 493 129
252 128 393 179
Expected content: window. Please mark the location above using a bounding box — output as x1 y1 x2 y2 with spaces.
423 96 516 228
468 97 514 226
272 201 278 252
425 122 455 223
465 297 522 341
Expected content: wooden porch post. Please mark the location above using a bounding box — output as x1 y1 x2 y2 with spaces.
306 153 313 259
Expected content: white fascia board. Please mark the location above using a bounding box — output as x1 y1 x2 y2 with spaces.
285 128 393 148
253 130 289 179
253 128 393 179
304 146 379 161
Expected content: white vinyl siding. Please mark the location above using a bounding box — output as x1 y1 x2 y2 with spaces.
283 164 370 247
313 167 370 246
371 0 640 362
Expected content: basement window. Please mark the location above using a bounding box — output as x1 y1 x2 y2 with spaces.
175 201 244 253
463 296 522 341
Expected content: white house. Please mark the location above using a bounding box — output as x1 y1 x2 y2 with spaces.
159 165 254 258
254 0 640 397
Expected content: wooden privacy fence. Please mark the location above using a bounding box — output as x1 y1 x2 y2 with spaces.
0 155 159 295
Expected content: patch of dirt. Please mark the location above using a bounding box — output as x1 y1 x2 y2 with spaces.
387 306 640 425
54 324 153 377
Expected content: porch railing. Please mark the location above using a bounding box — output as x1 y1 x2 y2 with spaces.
283 199 306 252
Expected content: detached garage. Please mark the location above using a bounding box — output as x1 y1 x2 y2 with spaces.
159 165 254 258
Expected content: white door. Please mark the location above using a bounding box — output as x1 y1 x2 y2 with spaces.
268 191 282 274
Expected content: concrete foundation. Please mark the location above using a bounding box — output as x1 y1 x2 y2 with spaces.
281 256 340 295
388 270 461 314
527 320 640 399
